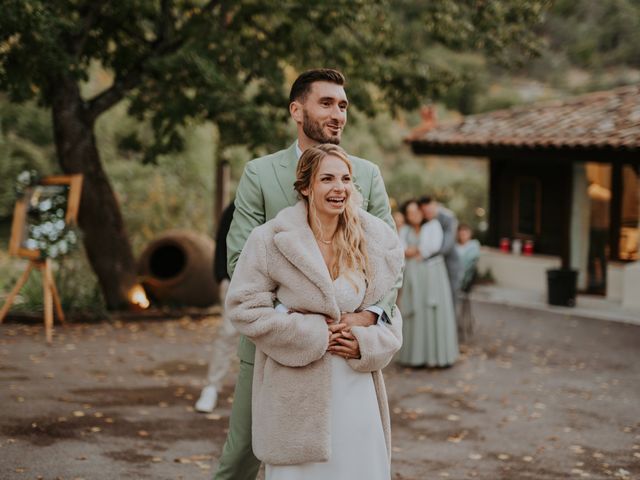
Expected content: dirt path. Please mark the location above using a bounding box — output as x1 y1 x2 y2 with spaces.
1 303 638 479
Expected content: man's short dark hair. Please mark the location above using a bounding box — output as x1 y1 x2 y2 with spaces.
418 195 434 206
289 69 346 104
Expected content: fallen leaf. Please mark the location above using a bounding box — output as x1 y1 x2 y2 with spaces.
447 430 468 443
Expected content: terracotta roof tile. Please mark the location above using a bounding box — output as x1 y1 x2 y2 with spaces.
411 84 640 152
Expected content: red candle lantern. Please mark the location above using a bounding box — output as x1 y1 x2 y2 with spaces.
523 240 534 255
499 237 510 252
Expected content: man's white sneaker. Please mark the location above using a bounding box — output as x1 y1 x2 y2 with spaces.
195 385 218 413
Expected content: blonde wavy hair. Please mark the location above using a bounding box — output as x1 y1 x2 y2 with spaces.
294 144 369 282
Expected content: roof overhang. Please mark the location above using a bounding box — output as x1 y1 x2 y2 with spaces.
410 141 640 164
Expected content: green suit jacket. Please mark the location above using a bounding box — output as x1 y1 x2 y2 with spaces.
227 142 400 363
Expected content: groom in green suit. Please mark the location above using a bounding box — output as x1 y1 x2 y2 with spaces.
214 68 400 480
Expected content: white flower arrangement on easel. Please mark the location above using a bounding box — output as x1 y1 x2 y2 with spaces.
0 172 83 343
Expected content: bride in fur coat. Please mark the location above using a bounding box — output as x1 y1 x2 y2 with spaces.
226 144 404 480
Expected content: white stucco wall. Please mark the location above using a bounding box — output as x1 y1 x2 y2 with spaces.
477 247 562 293
606 263 625 302
621 261 640 310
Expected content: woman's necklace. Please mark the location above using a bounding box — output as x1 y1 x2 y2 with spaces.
316 227 335 245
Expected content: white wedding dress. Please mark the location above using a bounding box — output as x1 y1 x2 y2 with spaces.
266 272 390 480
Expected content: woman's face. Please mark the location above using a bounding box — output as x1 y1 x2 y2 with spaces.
303 155 352 220
405 202 423 227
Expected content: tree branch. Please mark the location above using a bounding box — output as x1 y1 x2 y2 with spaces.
86 0 221 120
86 38 184 120
158 0 174 43
71 2 109 58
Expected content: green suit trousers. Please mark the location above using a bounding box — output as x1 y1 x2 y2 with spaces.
213 359 260 480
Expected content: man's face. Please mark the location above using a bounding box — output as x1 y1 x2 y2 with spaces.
294 81 348 145
420 202 438 221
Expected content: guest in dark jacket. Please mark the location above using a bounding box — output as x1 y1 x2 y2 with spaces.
195 201 237 413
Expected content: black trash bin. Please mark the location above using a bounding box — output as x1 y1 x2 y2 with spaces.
546 268 578 307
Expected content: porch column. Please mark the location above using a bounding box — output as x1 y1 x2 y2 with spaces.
570 162 590 290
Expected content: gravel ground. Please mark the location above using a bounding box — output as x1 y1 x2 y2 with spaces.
0 301 638 480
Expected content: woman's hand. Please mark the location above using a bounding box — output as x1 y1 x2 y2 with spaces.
327 324 361 359
328 322 347 346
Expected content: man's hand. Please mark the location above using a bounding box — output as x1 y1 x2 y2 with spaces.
340 310 377 328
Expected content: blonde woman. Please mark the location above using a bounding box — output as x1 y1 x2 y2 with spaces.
226 144 404 479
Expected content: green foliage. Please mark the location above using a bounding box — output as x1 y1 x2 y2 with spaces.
546 0 640 69
0 100 55 218
94 101 217 252
0 247 106 316
0 0 552 311
0 98 217 313
0 0 550 162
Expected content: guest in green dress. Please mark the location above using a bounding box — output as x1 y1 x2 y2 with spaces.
397 200 459 367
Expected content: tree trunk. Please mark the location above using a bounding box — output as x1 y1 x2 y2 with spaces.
51 78 137 310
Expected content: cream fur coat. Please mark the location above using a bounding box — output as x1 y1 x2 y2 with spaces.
226 201 404 465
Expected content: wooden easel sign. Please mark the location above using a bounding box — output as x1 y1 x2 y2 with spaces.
1 174 83 343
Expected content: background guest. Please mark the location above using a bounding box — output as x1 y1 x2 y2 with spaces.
456 223 481 293
418 196 462 316
195 201 238 413
397 200 458 367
